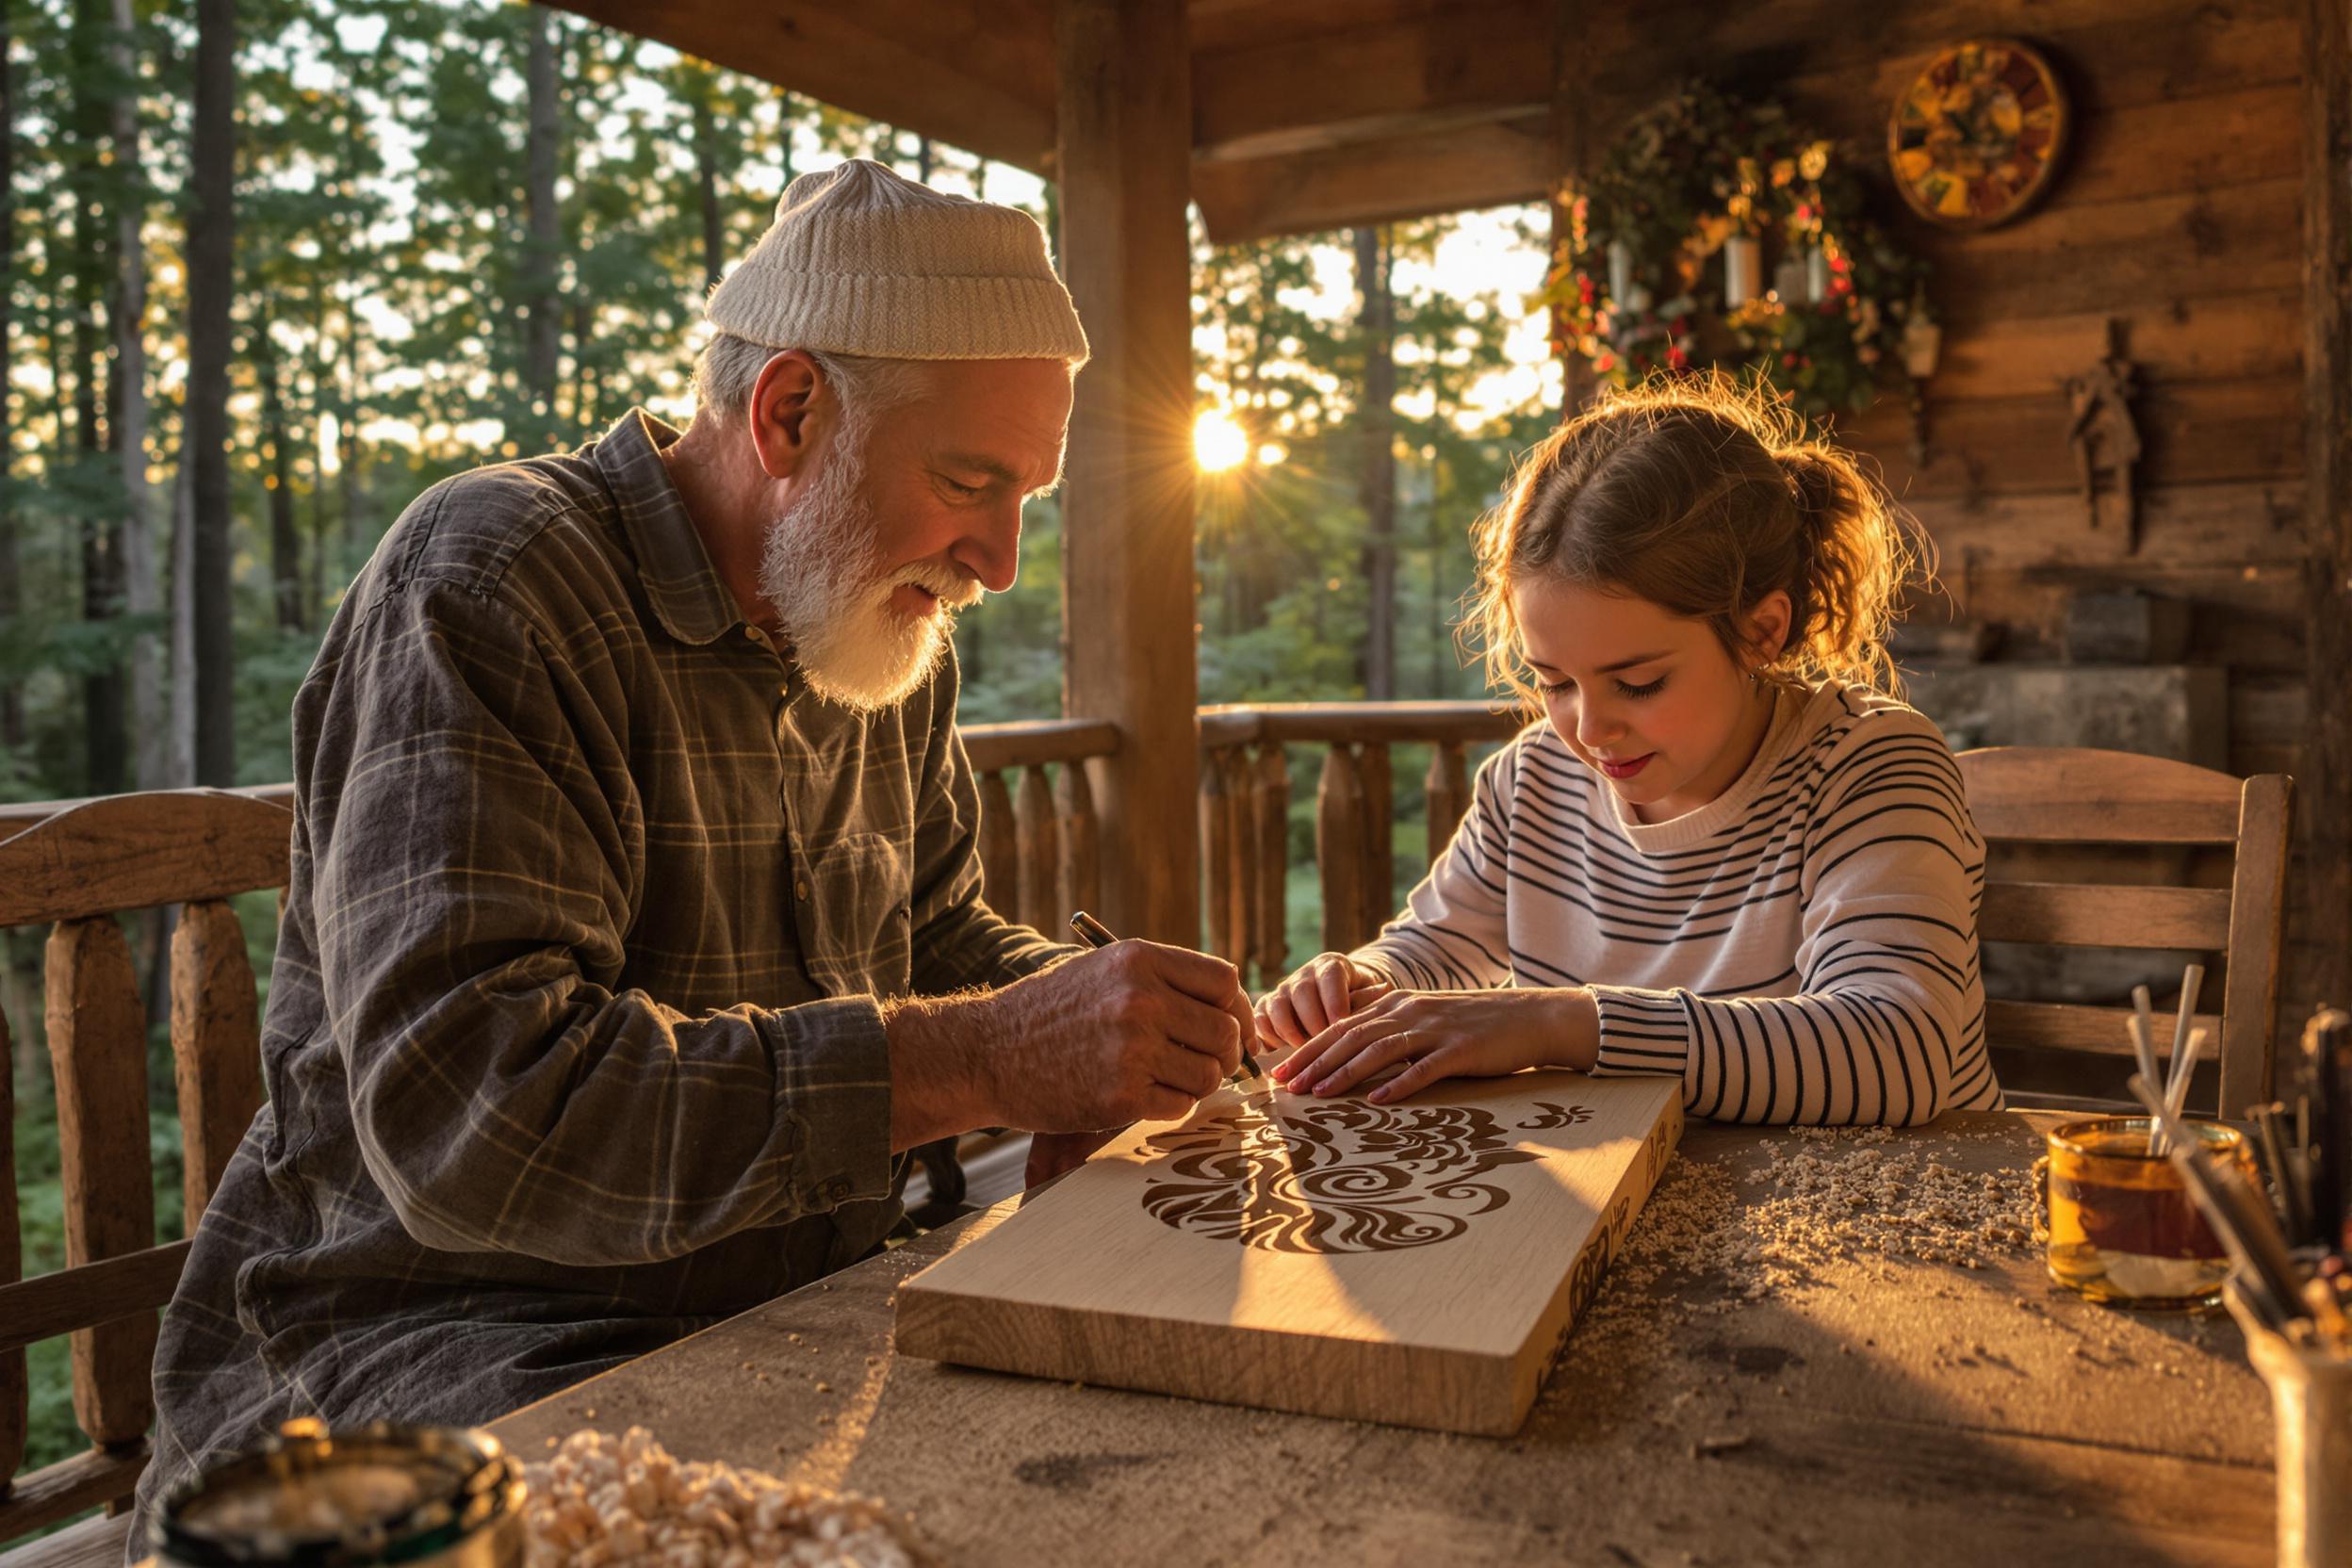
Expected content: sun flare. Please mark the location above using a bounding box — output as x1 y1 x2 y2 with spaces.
1194 410 1250 473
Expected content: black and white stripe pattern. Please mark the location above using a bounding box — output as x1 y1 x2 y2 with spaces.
1356 682 1999 1125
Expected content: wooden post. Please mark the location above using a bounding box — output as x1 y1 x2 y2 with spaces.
1359 742 1394 940
43 918 156 1447
978 770 1017 916
1054 760 1102 922
1427 741 1470 870
170 899 264 1228
1015 764 1059 935
1317 745 1366 955
0 1005 23 1488
1223 746 1256 982
2306 0 2352 1012
1549 0 1594 422
1055 0 1199 943
1199 749 1234 961
1254 743 1291 985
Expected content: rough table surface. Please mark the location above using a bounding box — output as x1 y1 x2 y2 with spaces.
490 1111 2273 1567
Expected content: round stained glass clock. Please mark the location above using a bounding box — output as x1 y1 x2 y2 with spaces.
1888 37 2069 230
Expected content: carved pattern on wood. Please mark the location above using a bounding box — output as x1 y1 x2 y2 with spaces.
1135 1093 1593 1254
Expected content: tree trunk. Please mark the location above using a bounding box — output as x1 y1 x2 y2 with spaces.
1355 224 1397 702
776 89 796 184
259 323 301 631
169 445 194 786
916 134 934 185
693 71 723 292
74 0 124 794
522 4 561 444
0 6 19 754
112 0 164 790
188 0 236 787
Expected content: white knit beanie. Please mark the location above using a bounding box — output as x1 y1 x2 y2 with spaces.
705 158 1090 365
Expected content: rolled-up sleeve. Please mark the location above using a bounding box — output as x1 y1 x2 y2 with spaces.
310 580 893 1268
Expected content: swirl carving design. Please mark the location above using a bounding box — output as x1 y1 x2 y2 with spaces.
1136 1095 1590 1254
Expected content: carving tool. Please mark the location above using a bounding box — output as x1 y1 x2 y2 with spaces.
1068 909 1264 1085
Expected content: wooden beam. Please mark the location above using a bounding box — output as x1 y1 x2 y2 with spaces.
1194 112 1551 244
1055 0 1199 944
2305 0 2352 1007
547 0 1055 173
1191 2 1550 163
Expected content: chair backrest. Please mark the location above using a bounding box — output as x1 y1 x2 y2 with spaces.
0 791 290 1545
1956 746 2292 1119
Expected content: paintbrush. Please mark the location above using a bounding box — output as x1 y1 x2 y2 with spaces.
2163 963 2205 1116
2252 1102 2313 1247
2128 1070 2310 1331
2129 984 2164 1152
1068 909 1264 1085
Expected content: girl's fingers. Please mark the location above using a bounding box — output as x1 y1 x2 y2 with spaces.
1367 1044 1460 1104
1294 973 1333 1037
1315 964 1355 1038
1310 1023 1418 1097
1266 990 1310 1048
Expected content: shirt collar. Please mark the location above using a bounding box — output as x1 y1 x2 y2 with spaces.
594 408 745 647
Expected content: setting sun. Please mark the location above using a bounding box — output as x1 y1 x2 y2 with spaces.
1193 410 1250 472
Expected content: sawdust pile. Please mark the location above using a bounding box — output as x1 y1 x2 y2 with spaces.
1600 1126 2037 1316
522 1428 921 1568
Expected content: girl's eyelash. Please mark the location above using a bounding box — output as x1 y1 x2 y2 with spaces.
1540 675 1668 698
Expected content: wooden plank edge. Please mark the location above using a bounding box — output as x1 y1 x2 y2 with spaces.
0 1447 147 1544
0 1244 188 1358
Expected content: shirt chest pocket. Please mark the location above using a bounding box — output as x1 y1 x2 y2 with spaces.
798 828 915 1000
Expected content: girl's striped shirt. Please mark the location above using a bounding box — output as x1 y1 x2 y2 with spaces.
1353 680 2001 1125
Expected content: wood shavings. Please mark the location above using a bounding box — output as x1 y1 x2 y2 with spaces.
522 1427 921 1568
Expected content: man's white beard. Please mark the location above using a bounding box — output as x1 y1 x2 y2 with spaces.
756 443 980 711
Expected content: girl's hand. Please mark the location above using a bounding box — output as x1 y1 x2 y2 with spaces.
1275 988 1600 1104
1254 953 1394 1054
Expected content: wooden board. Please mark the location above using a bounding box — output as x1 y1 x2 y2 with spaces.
894 1072 1681 1437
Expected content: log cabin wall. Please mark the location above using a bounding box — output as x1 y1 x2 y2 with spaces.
1572 0 2324 1058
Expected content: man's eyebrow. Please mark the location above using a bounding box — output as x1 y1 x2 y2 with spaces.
939 450 1065 496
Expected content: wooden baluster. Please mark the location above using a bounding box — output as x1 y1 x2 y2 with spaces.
978 770 1018 916
1015 764 1059 935
1054 758 1102 921
44 918 156 1448
1253 743 1291 986
1 1004 24 1488
1199 747 1235 960
1316 745 1366 954
1359 742 1393 943
1427 741 1470 871
171 900 266 1228
1221 746 1255 982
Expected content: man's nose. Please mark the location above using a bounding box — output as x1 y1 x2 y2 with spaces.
953 501 1023 595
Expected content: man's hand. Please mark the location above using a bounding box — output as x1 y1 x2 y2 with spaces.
887 939 1253 1150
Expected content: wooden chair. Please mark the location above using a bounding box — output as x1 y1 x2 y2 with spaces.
1957 747 2293 1119
0 792 289 1565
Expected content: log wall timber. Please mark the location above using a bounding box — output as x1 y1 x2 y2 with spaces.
2304 0 2352 1008
1056 0 1200 943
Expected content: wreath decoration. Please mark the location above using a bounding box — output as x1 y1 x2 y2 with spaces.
1538 80 1936 422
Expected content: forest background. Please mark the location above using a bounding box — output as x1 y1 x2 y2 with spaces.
0 0 1559 1500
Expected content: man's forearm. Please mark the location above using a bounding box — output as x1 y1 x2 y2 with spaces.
883 990 1003 1152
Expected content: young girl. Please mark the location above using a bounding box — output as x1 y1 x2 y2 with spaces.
1258 378 1997 1126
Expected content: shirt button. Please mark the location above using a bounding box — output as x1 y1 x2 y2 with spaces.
743 626 764 643
795 880 810 901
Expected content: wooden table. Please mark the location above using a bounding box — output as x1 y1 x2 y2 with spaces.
490 1113 2276 1566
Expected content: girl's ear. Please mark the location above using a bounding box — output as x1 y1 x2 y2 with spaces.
1742 590 1794 667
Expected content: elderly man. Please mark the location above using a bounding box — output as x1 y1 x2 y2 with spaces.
138 160 1252 1516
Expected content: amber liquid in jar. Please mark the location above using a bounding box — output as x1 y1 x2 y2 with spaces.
2043 1117 2251 1310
